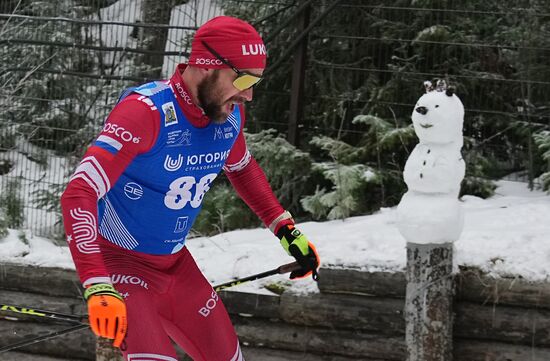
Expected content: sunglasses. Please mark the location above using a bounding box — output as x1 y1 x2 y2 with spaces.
201 41 263 91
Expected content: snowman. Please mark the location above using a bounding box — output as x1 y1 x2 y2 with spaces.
397 80 465 244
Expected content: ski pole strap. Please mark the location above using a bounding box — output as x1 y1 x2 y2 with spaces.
84 283 123 301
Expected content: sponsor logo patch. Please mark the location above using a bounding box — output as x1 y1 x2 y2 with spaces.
167 129 192 147
198 291 219 317
164 154 184 172
241 43 266 56
174 82 193 105
162 102 178 126
102 123 141 143
223 126 234 139
164 237 185 244
214 127 224 141
186 150 230 165
195 58 224 66
174 216 189 233
111 274 149 289
124 182 143 200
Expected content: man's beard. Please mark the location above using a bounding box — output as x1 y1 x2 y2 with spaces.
197 70 229 124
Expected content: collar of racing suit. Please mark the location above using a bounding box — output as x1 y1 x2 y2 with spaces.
169 63 211 128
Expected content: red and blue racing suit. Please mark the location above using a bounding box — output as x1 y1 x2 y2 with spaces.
61 64 293 361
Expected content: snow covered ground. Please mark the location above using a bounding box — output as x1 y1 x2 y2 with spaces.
0 180 549 295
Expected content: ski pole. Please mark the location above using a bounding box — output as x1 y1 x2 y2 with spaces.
214 260 301 292
0 261 302 324
0 304 85 324
0 261 302 353
0 323 89 353
0 306 88 354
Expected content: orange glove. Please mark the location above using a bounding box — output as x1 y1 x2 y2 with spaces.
84 283 127 347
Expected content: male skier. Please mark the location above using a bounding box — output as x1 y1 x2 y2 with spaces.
61 15 320 361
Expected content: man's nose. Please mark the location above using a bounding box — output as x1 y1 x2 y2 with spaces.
415 106 428 115
240 87 253 102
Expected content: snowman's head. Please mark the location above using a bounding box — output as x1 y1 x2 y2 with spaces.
411 80 464 144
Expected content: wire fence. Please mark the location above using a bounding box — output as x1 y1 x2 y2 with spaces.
0 0 549 238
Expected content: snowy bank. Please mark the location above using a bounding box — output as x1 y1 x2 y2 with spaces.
1 180 549 294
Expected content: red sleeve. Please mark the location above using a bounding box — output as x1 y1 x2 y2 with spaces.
224 106 293 234
60 95 159 286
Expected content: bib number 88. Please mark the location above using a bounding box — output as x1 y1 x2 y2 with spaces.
164 173 218 210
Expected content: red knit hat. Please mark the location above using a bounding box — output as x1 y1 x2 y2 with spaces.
188 16 267 70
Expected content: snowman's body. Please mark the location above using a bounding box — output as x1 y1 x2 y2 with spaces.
404 143 465 196
397 82 465 244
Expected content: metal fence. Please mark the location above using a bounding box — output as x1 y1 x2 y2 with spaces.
0 0 549 238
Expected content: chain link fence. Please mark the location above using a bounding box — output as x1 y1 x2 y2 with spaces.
1 0 549 238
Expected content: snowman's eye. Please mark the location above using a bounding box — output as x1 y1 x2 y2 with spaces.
435 105 439 108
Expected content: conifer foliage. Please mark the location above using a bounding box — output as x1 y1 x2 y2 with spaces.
0 0 549 237
224 0 550 221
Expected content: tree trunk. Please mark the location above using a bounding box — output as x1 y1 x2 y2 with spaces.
138 0 189 80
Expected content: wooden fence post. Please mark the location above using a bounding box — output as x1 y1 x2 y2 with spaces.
405 242 454 361
397 81 465 361
96 338 123 361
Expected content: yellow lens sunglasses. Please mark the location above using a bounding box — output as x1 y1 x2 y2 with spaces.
201 41 263 91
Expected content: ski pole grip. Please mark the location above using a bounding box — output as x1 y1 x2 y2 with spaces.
278 261 301 274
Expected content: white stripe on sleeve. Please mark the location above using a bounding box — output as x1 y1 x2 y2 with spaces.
69 156 111 198
97 135 122 151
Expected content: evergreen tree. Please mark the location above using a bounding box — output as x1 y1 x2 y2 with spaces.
223 0 550 221
2 0 548 232
192 130 313 234
0 1 145 238
534 130 550 191
0 178 25 229
1 1 130 155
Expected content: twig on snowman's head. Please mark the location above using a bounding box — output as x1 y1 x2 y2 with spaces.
435 79 447 92
424 80 434 93
445 87 456 97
